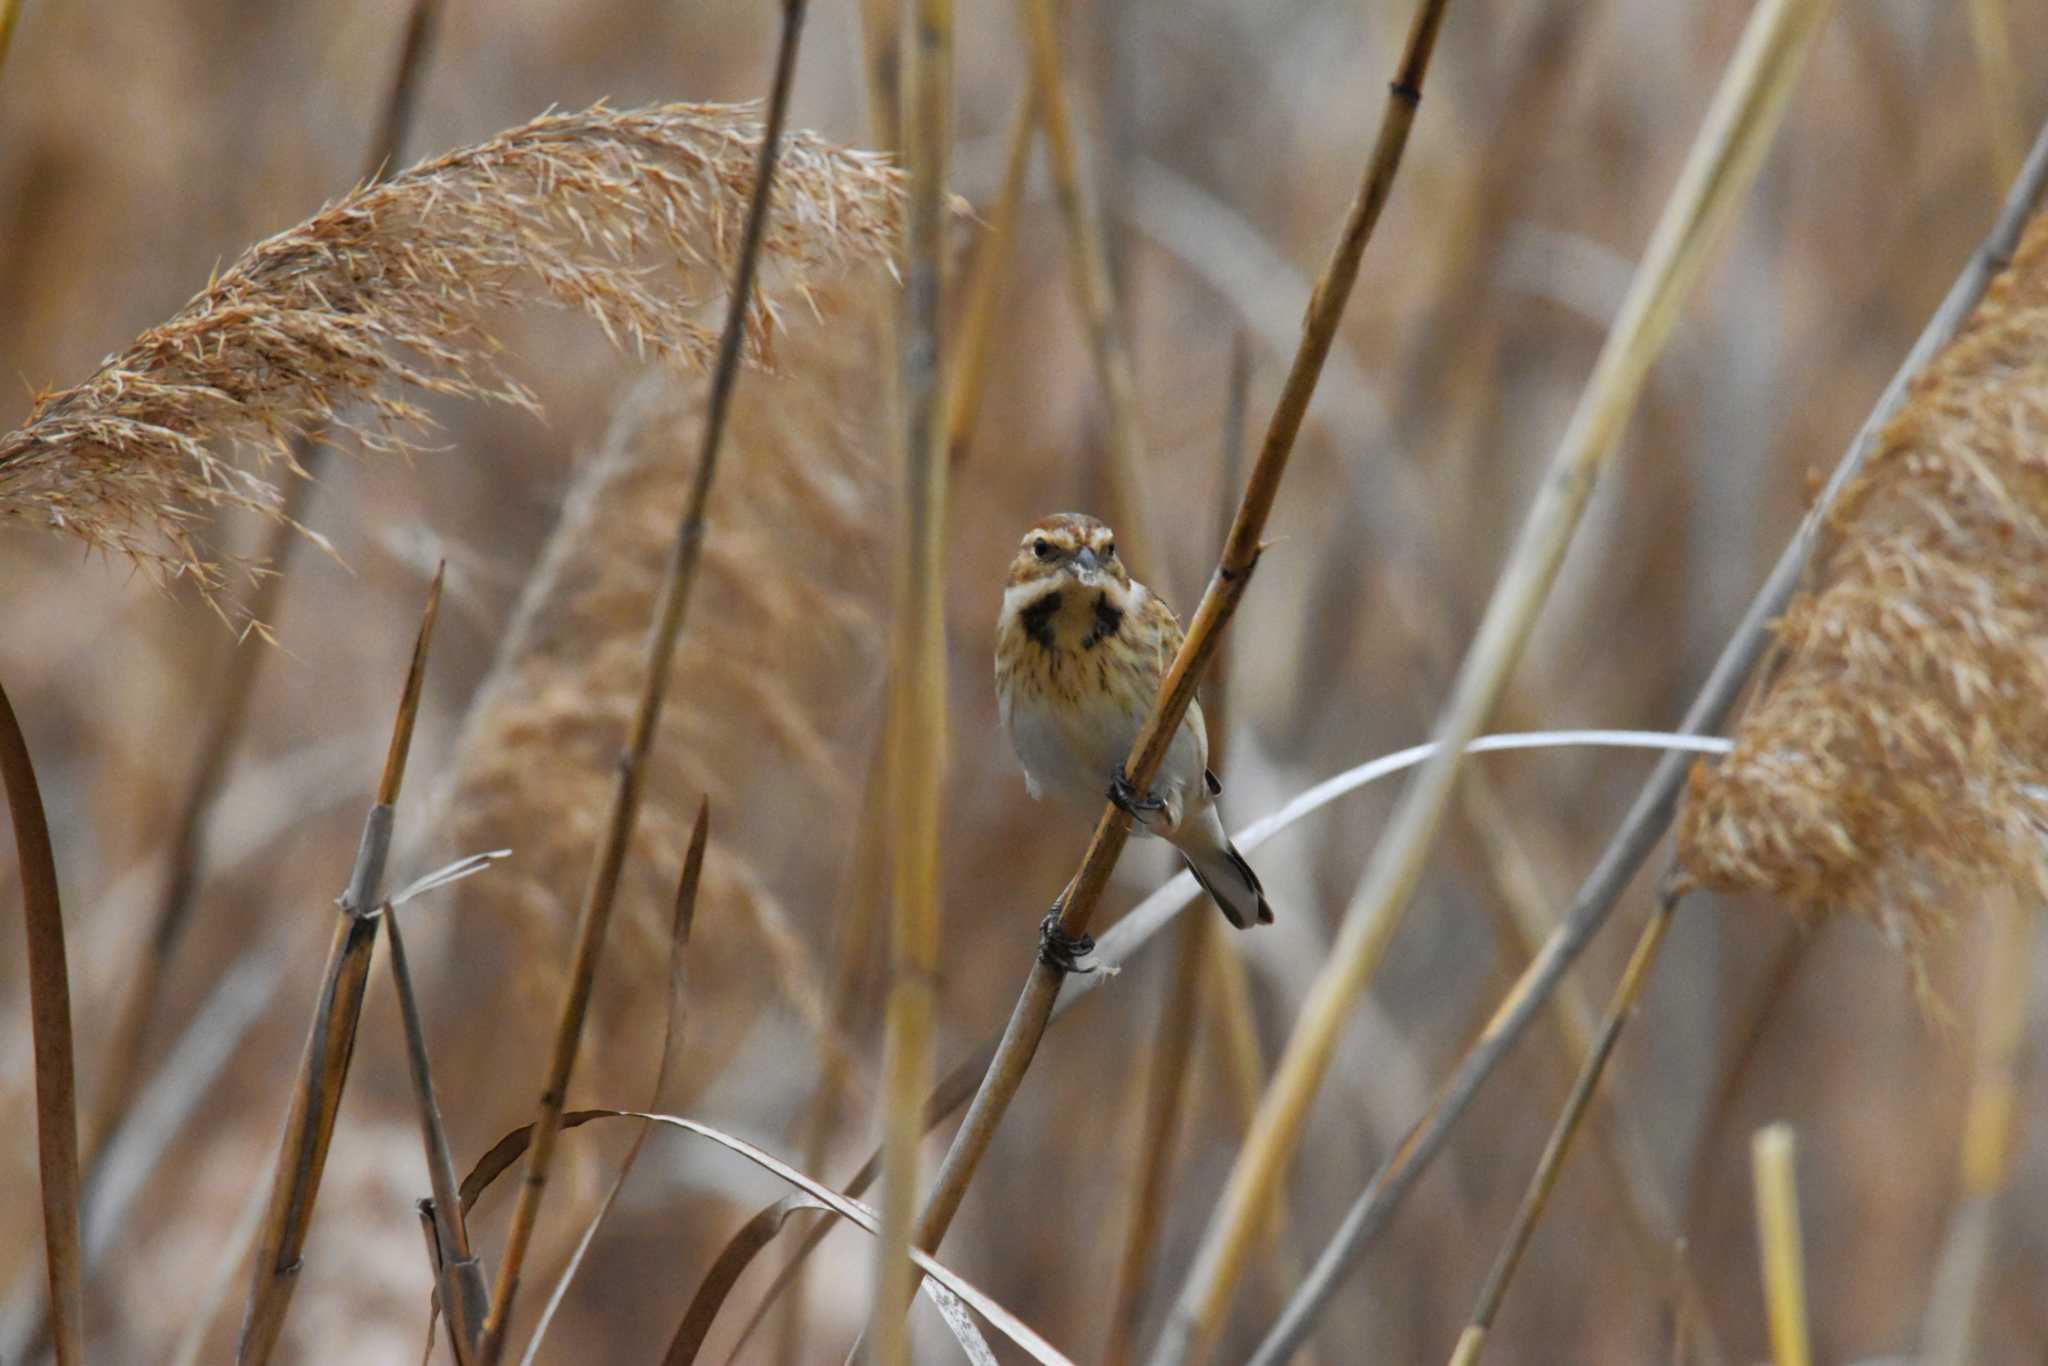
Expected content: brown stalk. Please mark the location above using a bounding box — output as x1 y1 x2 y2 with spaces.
475 6 810 1359
944 85 1035 470
869 0 952 1353
1018 0 1157 576
1444 882 1685 1366
1164 0 1829 1353
907 0 1450 1281
384 729 492 1366
236 564 444 1365
0 677 83 1366
84 0 445 1163
1249 107 2048 1366
1966 0 2024 189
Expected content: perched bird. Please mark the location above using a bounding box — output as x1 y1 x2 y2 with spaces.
995 512 1272 950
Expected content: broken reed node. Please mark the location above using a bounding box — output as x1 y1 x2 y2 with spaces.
0 101 904 610
1677 207 2048 967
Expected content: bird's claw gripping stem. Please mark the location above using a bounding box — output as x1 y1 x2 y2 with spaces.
1038 909 1097 976
1108 767 1165 821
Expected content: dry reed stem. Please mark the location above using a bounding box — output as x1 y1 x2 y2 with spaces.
237 566 443 1365
909 0 1451 1287
944 85 1034 470
1967 0 2025 189
1018 0 1158 578
871 0 952 1352
1459 778 1725 1366
1917 892 2037 1366
0 100 899 608
1156 4 1830 1356
1252 109 2048 1366
1444 883 1683 1366
0 678 83 1366
82 0 446 1170
475 10 812 1359
1751 1124 1812 1366
858 0 901 151
386 902 487 1365
1679 204 2048 962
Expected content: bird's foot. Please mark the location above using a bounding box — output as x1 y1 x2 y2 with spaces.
1108 767 1166 822
1038 910 1097 976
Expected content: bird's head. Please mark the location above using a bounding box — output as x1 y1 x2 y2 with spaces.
1006 512 1131 593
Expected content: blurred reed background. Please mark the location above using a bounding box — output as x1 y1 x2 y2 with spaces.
0 0 2045 1362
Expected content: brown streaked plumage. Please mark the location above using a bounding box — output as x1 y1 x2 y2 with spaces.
995 512 1272 929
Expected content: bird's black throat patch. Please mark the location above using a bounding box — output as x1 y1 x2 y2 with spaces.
1020 590 1062 648
1083 594 1124 649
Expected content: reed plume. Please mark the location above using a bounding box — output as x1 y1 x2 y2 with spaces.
426 289 888 1114
1678 208 2048 961
0 102 901 606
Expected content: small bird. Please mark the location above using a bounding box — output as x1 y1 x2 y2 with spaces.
996 512 1272 950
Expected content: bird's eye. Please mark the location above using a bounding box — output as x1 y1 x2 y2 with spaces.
1033 538 1052 560
1103 542 1116 560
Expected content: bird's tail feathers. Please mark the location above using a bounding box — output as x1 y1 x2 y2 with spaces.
1179 806 1273 930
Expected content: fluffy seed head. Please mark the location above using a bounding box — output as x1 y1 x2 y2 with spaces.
1677 208 2048 968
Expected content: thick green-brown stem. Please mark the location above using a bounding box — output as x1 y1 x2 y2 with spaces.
475 7 809 1361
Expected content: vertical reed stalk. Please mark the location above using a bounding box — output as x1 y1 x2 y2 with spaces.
1154 5 1830 1357
476 8 810 1359
0 678 83 1366
84 0 444 1164
1249 106 2048 1366
0 0 22 75
1018 0 1157 576
1751 1124 1811 1366
236 566 444 1365
1444 884 1683 1366
910 0 1451 1287
870 0 952 1353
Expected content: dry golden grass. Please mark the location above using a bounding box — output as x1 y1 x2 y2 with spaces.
0 102 900 610
1679 208 2048 960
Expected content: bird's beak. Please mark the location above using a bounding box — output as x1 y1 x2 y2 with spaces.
1073 547 1102 577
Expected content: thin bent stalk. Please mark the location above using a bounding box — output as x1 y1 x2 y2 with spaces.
1018 0 1157 576
0 679 84 1366
1244 106 2048 1366
908 0 1452 1284
475 6 811 1360
1154 4 1831 1357
870 0 952 1353
1444 883 1684 1366
84 0 445 1166
236 566 444 1366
